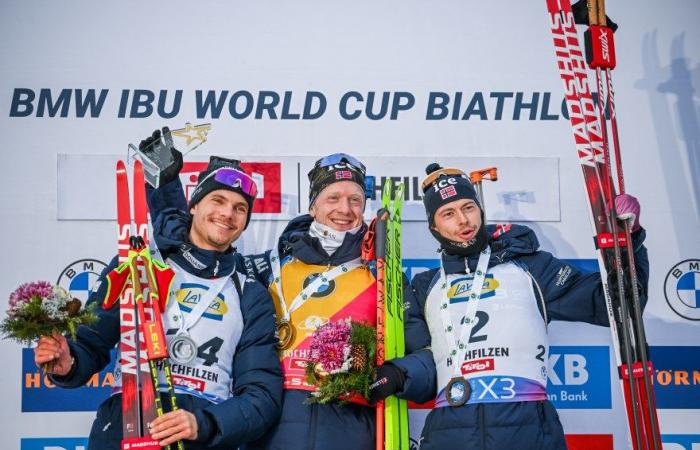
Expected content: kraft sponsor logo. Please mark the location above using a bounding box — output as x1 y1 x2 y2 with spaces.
650 346 700 409
461 358 495 375
546 346 611 409
20 437 88 450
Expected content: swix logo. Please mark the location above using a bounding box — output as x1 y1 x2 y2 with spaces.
461 358 495 375
598 31 610 62
546 346 611 409
182 161 281 214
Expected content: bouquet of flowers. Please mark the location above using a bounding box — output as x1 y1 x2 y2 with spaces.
305 318 376 404
1 281 98 347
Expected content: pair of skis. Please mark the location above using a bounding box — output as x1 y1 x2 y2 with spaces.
545 1 661 449
106 160 183 450
375 181 409 450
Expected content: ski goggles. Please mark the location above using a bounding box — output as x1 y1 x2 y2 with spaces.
420 167 468 192
314 153 366 175
203 167 258 198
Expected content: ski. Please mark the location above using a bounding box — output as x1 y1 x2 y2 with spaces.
545 2 661 449
379 181 409 450
373 208 389 450
113 160 161 450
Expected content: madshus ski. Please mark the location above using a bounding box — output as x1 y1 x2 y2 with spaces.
109 160 183 450
374 181 409 450
545 1 661 449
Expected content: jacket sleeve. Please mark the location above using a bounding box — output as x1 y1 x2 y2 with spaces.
242 250 274 287
390 271 437 404
193 277 283 447
522 228 649 327
146 176 188 217
50 255 121 387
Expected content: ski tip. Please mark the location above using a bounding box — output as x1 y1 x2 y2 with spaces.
116 160 127 173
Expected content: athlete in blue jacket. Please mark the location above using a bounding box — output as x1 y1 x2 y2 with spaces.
370 163 649 450
34 156 283 450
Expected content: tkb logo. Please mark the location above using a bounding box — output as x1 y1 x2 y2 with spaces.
664 259 700 320
546 346 611 409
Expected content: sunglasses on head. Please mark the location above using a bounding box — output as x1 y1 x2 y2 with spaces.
420 167 468 192
206 167 258 198
315 153 366 175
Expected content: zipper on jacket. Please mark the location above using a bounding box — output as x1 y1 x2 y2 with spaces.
479 403 486 450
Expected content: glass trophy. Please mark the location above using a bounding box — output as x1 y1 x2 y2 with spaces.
127 123 212 188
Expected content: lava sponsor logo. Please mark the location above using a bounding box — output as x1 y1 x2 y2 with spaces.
664 259 700 320
461 358 495 375
173 374 205 392
56 258 107 303
176 283 227 321
649 346 700 409
546 346 611 409
662 434 700 450
21 348 116 412
448 274 500 303
181 161 282 214
21 437 88 450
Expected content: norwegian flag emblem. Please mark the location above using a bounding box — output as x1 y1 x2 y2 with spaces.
439 185 457 199
335 170 352 180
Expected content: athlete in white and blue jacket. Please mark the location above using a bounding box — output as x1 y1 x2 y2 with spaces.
370 163 649 450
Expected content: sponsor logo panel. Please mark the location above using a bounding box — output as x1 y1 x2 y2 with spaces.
650 346 700 409
547 346 612 409
21 438 89 450
21 348 116 412
664 259 700 321
662 434 700 450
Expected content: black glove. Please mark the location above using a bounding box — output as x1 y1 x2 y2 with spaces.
369 362 406 405
138 127 183 187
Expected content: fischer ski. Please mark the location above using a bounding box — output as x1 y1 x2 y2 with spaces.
545 1 661 449
376 181 409 450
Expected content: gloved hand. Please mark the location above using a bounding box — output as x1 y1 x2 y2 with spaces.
368 362 406 405
139 127 183 187
614 193 640 232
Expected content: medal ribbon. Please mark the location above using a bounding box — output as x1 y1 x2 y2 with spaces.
269 249 363 322
437 246 491 377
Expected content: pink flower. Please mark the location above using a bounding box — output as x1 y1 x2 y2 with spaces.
310 320 352 373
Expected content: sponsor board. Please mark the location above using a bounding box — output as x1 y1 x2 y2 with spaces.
56 259 107 303
650 346 700 409
564 434 613 450
664 260 700 321
21 437 88 450
547 346 612 409
21 348 116 412
662 434 700 450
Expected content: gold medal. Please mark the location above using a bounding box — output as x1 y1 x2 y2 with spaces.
277 319 295 350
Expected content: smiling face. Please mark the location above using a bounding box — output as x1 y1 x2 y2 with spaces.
189 189 249 251
431 198 482 243
309 181 365 231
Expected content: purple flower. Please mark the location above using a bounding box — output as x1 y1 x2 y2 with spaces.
9 281 53 306
310 320 352 373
